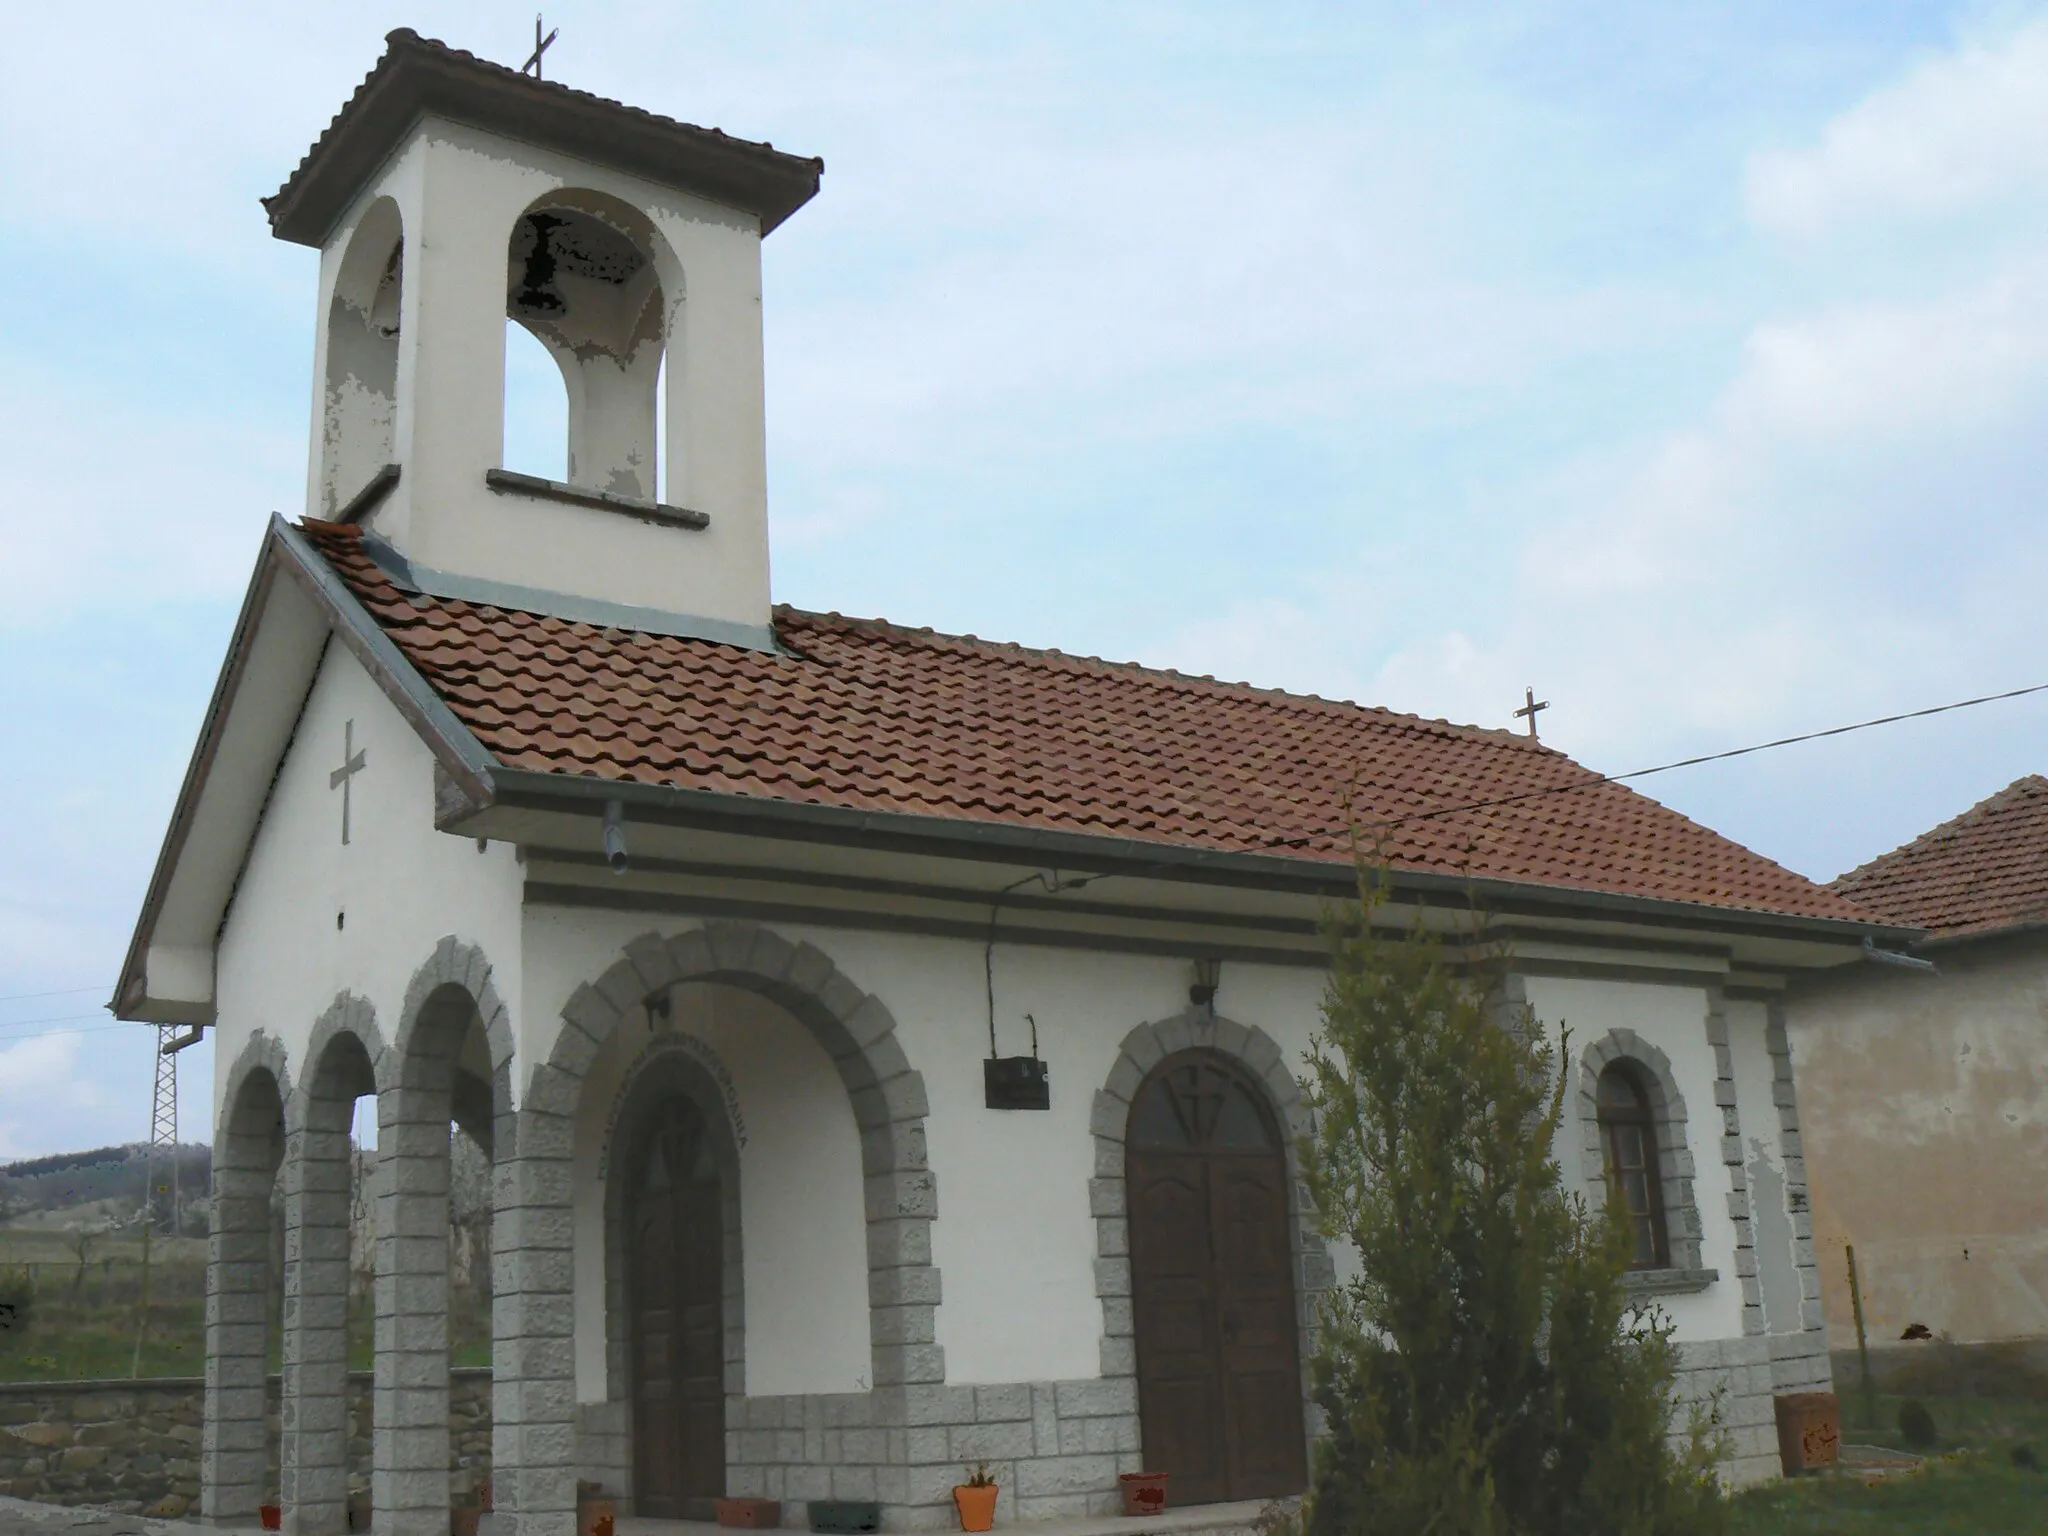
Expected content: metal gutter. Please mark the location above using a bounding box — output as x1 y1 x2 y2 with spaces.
485 767 1914 950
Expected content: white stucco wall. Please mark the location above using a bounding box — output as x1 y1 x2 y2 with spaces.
1726 999 1804 1334
1521 976 1746 1342
212 643 524 1119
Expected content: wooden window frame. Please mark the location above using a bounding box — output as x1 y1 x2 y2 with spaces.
1596 1061 1671 1271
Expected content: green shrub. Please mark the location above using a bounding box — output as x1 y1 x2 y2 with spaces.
1296 873 1726 1536
1897 1399 1938 1449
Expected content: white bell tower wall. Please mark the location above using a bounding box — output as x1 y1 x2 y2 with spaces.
304 117 776 638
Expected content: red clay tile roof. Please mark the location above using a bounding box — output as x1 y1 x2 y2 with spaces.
302 522 1868 923
1829 776 2048 938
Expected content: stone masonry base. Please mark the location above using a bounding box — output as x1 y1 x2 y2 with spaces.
582 1377 1147 1531
1672 1328 1833 1488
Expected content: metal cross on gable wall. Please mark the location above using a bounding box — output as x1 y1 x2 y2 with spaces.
330 719 367 845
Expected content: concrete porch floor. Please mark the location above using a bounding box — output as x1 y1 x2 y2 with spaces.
614 1501 1272 1536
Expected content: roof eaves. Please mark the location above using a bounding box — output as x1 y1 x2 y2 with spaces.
113 518 503 1022
113 530 291 1022
265 27 823 247
487 765 1907 948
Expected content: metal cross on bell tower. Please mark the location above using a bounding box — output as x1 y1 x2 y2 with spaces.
523 14 560 78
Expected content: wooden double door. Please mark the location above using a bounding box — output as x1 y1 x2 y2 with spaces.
628 1099 726 1519
1127 1052 1307 1506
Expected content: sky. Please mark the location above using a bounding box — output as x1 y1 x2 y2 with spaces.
5 2 2048 1158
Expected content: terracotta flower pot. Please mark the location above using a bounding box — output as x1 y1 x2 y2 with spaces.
578 1497 616 1536
451 1508 481 1536
953 1484 998 1533
260 1505 282 1531
716 1498 783 1529
1774 1391 1841 1475
1118 1472 1169 1516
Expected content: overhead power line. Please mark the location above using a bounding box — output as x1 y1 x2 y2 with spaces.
0 984 107 1005
1370 679 2048 831
0 1011 110 1035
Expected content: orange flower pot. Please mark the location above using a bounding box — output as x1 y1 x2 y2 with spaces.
953 1484 998 1533
1118 1472 1168 1516
260 1506 282 1531
1774 1392 1841 1475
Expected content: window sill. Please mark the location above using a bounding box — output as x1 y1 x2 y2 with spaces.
485 468 709 531
1622 1266 1719 1297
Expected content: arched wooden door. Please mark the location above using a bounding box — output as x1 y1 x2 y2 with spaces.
628 1099 726 1518
1127 1051 1306 1505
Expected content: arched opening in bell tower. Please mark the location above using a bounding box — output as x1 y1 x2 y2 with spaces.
319 198 403 519
501 191 677 503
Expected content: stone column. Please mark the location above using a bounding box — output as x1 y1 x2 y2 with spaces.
490 1090 579 1536
202 1148 274 1521
375 1062 454 1536
281 1099 355 1536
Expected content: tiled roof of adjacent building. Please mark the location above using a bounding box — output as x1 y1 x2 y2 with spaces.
301 521 1869 923
1829 775 2048 938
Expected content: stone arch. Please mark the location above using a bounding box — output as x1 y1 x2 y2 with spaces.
203 1032 290 1523
376 940 513 1536
598 1040 747 1505
1087 1008 1330 1446
280 994 383 1536
498 921 934 1536
552 922 936 1379
1577 1028 1703 1273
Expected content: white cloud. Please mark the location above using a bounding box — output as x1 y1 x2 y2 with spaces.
1747 16 2048 237
0 1032 101 1160
1727 260 2048 440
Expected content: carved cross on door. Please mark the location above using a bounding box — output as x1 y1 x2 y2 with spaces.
330 719 368 845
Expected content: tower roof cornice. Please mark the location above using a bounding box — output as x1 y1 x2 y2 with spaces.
264 26 824 247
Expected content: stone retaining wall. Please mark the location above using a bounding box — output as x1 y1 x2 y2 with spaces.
0 1371 492 1518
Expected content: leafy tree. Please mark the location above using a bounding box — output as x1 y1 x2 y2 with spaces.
1296 872 1725 1535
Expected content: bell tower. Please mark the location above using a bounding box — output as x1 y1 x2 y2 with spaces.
268 28 822 647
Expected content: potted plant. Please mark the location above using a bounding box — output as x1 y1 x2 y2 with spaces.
577 1482 616 1536
715 1498 783 1528
1117 1471 1168 1516
952 1464 998 1533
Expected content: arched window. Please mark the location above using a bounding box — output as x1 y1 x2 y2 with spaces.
1597 1063 1669 1269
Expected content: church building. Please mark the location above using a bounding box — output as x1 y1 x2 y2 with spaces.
116 29 1891 1536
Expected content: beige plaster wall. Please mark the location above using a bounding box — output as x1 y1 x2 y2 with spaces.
1787 936 2048 1349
